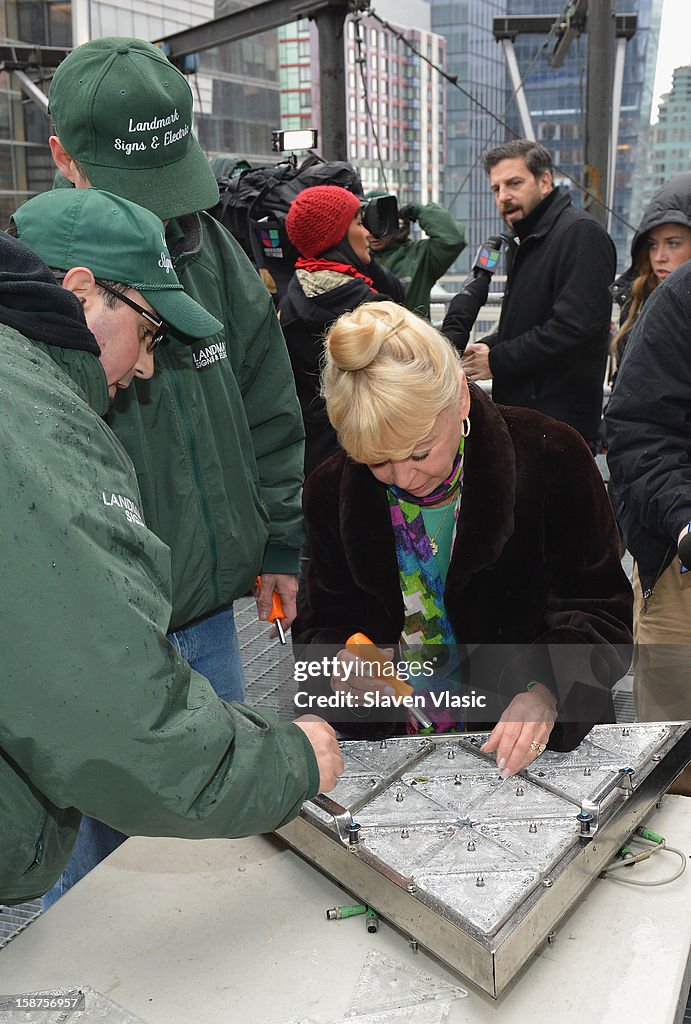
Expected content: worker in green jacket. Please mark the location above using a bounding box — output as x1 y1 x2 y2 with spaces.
46 36 310 899
0 188 342 906
48 38 305 702
366 193 466 319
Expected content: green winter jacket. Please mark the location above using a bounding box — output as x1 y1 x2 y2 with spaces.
377 203 466 319
0 321 318 905
108 212 305 631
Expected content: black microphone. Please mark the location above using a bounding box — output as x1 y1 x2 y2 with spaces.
678 530 691 571
471 235 504 279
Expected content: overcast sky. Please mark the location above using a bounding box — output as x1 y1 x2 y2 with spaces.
651 0 691 122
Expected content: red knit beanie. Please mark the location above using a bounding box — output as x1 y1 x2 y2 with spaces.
286 185 361 258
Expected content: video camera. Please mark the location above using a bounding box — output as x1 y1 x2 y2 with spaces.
360 193 399 239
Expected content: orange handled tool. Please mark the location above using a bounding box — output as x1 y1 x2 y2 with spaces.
346 633 433 730
256 576 286 644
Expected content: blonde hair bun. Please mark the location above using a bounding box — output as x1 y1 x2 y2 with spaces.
328 302 410 371
322 301 466 464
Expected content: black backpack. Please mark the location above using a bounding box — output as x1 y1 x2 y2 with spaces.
208 153 364 300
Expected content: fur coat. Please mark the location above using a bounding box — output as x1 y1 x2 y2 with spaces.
294 385 633 750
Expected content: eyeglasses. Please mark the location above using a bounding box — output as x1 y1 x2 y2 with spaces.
95 279 169 352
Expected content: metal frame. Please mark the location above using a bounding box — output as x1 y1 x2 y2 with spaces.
278 724 691 999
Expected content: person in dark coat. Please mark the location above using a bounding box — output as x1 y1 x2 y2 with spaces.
461 140 616 452
611 172 691 367
279 185 404 477
293 302 632 778
606 258 691 795
442 235 504 353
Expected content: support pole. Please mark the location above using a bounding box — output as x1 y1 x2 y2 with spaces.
606 34 626 232
583 0 615 227
315 5 348 161
13 69 48 110
501 38 535 141
71 0 92 47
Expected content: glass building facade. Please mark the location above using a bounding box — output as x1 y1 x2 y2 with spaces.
0 0 281 223
630 63 691 228
427 0 506 271
1 1 71 222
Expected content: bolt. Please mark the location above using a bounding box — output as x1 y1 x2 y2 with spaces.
652 754 661 762
529 822 538 834
542 878 553 888
515 785 524 797
447 748 456 760
347 821 362 845
546 930 557 945
454 774 462 785
577 811 593 836
476 874 485 887
467 840 476 852
401 828 409 839
622 727 631 737
395 789 404 803
409 939 419 953
406 879 418 894
583 767 591 777
380 740 388 750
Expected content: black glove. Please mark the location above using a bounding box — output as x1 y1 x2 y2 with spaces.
398 203 421 223
471 235 504 278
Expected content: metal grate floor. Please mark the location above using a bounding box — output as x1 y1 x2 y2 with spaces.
237 597 298 718
0 901 41 950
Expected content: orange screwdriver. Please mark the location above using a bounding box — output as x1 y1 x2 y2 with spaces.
346 633 434 730
256 576 286 644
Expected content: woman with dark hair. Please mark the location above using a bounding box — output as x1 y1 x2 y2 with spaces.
279 185 403 478
611 172 691 367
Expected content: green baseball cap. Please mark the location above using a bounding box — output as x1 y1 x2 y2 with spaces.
12 189 223 340
48 37 220 220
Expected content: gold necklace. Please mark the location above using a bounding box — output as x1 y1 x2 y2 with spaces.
427 498 456 556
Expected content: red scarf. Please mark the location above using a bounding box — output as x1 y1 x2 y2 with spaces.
295 256 376 292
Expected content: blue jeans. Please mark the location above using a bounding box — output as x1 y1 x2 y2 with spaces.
168 604 246 704
43 605 245 909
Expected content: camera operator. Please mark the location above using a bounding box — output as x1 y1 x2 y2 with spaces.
367 193 466 320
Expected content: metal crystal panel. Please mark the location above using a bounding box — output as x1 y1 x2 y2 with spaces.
278 723 691 998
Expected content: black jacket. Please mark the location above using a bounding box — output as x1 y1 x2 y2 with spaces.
441 271 493 353
606 261 691 595
294 385 632 750
484 188 616 444
279 263 400 477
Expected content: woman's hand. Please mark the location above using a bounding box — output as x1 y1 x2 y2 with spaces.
330 646 396 705
481 683 558 778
